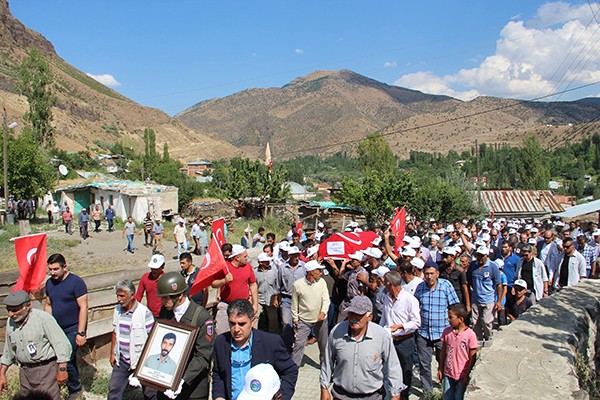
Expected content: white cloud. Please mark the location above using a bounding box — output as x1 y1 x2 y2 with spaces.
383 61 398 69
295 48 304 55
394 2 600 100
86 73 121 88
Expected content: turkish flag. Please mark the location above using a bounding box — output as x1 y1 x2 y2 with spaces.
211 218 226 248
390 206 406 255
319 231 377 260
296 222 303 238
13 233 47 292
190 238 228 296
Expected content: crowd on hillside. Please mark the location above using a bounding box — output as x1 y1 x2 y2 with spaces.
1 214 594 400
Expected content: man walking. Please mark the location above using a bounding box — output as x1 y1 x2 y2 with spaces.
157 272 214 400
78 209 89 240
153 218 165 254
380 271 421 400
122 216 138 254
109 280 154 400
44 253 88 400
291 260 330 367
105 204 115 232
320 296 404 400
63 205 73 234
174 217 189 257
135 254 166 318
143 212 154 247
414 264 459 394
1 290 72 400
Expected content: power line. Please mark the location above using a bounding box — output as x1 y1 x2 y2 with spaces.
283 80 600 156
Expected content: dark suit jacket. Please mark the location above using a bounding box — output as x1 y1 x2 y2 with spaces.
158 302 214 400
211 329 298 400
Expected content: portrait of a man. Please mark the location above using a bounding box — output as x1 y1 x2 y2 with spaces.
142 332 177 376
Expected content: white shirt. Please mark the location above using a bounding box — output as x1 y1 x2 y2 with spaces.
380 289 421 337
173 298 190 322
401 276 424 296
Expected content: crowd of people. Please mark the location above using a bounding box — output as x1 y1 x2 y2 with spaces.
0 214 595 400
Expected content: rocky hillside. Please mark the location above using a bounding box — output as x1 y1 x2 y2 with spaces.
177 69 600 159
0 0 241 162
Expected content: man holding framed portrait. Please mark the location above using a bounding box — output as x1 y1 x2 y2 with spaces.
151 272 214 400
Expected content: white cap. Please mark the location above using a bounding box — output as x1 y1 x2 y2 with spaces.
436 228 445 235
593 229 600 237
318 222 325 228
231 244 246 258
304 260 325 272
555 221 565 227
410 258 425 270
306 245 319 258
495 259 505 268
430 234 440 241
508 228 517 234
402 235 412 243
513 279 528 290
279 241 290 252
257 253 272 262
237 363 281 400
177 217 185 223
456 239 464 246
442 246 457 256
530 227 538 233
411 236 422 245
475 246 490 256
148 254 165 269
527 237 537 245
445 225 455 233
480 233 491 242
349 251 365 262
363 247 383 259
287 246 301 255
244 227 252 233
199 222 205 227
401 247 416 257
354 227 363 232
371 237 382 246
372 266 390 278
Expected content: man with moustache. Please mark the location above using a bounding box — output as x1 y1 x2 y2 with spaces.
320 296 404 400
143 333 178 376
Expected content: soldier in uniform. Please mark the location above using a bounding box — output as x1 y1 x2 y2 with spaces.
156 272 214 400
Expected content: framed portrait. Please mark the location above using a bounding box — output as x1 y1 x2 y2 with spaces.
134 319 199 391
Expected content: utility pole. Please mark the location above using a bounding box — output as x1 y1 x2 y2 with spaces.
476 139 481 205
3 107 8 213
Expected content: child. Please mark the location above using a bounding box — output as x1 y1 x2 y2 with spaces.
438 303 478 400
507 279 532 322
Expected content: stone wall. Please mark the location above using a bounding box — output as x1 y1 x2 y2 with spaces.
466 280 600 400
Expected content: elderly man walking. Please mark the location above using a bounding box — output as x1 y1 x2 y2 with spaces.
291 260 330 367
1 290 72 400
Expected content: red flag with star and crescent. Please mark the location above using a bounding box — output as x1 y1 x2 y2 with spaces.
390 206 406 255
13 233 47 292
190 237 228 296
211 218 226 249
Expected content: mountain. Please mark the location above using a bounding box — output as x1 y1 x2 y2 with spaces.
176 69 600 159
0 0 241 162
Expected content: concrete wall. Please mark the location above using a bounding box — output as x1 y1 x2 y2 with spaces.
466 280 600 400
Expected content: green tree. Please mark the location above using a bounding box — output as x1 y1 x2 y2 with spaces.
516 135 550 189
1 129 54 199
336 171 414 227
18 48 56 148
357 133 395 175
143 128 159 179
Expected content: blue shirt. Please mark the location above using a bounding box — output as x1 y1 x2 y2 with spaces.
231 333 253 400
468 259 501 305
414 278 459 341
105 207 115 220
496 272 508 306
45 273 88 331
502 254 520 287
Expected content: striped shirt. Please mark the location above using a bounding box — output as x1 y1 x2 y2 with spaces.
581 243 597 270
113 302 154 363
414 278 459 341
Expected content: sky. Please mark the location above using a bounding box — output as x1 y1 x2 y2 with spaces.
9 1 600 116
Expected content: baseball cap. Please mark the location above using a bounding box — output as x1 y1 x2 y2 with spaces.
287 246 301 255
513 279 528 290
3 290 30 307
177 217 185 223
527 237 537 245
430 234 440 241
345 295 373 315
371 237 382 246
278 241 290 252
237 363 281 400
409 239 421 249
257 253 272 263
230 244 246 258
445 225 455 233
480 233 491 242
306 245 319 258
530 227 538 233
349 251 365 262
304 260 325 272
371 266 390 278
199 222 205 227
508 228 517 235
593 229 600 237
401 247 416 257
148 254 165 269
363 247 383 259
244 227 253 233
442 246 457 256
402 235 412 243
495 259 505 269
410 258 425 270
317 222 325 228
475 246 490 256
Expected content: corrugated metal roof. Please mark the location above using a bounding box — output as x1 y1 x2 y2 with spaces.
479 190 564 215
56 178 177 196
554 198 600 218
